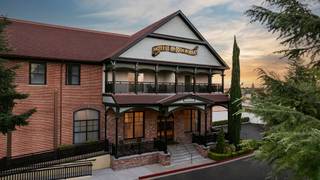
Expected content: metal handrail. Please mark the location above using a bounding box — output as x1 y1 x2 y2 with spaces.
176 137 193 164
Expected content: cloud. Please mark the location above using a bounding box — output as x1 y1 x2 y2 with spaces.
75 0 288 87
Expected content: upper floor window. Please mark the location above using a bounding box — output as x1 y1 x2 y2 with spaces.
29 62 46 85
66 64 80 85
73 109 100 144
128 72 144 82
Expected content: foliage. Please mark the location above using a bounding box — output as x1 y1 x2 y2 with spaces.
208 147 253 161
251 60 320 179
212 117 250 127
245 0 320 64
240 139 261 150
0 18 36 135
215 128 226 153
228 36 242 146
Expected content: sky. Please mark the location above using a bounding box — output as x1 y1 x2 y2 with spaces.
0 0 292 87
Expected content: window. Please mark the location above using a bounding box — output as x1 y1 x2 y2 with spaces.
184 109 199 132
128 72 144 82
66 64 80 85
73 109 99 144
124 112 144 139
29 62 46 85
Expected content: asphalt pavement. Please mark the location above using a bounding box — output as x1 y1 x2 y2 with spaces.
156 156 291 180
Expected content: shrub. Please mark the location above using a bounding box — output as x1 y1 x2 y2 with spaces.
215 128 226 153
208 151 231 161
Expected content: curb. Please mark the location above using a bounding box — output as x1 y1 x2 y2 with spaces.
139 153 254 180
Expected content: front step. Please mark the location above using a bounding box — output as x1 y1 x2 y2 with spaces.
168 144 207 166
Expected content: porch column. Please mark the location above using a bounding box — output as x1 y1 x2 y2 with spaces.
208 69 213 93
115 107 120 158
155 65 159 93
193 68 196 93
135 63 138 94
104 108 108 151
221 72 225 93
175 66 178 93
204 105 208 147
112 65 116 94
104 64 108 93
164 114 168 154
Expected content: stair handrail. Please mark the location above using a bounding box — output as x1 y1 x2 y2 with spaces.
176 137 193 164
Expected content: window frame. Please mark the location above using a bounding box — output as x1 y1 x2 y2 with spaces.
184 109 199 133
123 111 145 140
73 108 100 144
66 63 81 85
29 61 47 85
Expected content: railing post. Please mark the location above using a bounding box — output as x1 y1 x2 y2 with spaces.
193 68 196 93
135 63 138 94
221 72 225 93
208 69 213 93
155 65 159 93
175 66 178 93
112 66 116 94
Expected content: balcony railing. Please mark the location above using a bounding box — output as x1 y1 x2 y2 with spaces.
106 81 222 94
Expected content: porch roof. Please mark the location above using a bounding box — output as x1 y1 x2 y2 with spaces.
107 93 229 106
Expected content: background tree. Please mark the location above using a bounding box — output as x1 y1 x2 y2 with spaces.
228 36 242 147
246 0 320 179
0 17 36 158
245 0 320 64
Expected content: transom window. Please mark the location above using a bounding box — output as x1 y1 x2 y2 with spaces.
124 112 144 139
66 64 80 85
29 62 46 85
73 109 99 144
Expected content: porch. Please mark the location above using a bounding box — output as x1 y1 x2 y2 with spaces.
103 93 229 160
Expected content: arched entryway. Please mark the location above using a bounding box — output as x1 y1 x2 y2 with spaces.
165 106 207 144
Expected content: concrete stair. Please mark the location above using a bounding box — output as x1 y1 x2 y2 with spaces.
168 144 207 166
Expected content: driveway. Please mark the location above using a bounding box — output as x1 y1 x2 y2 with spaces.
155 156 291 180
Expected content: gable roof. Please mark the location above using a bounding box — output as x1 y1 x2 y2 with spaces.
110 10 229 68
0 10 228 68
1 18 130 62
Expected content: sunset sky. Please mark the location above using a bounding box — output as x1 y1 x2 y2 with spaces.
0 0 292 87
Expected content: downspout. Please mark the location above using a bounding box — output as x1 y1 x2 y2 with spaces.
59 63 63 145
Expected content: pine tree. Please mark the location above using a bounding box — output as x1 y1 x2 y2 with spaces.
245 1 320 178
0 17 36 157
228 36 242 147
245 0 320 64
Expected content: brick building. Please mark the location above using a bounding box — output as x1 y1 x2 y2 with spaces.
0 10 229 167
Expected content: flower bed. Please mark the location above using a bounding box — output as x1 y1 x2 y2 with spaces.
208 147 253 161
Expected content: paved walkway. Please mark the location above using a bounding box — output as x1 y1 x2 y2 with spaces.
88 157 213 180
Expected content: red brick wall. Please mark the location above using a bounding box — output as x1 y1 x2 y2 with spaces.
0 60 105 158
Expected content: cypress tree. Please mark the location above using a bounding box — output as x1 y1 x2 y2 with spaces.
228 36 242 147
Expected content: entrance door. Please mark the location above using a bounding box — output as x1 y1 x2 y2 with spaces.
185 75 192 92
157 118 174 142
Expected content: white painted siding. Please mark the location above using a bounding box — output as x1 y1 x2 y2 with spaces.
154 16 200 40
120 37 221 66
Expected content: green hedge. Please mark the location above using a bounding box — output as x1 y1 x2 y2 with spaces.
208 147 253 161
212 117 250 127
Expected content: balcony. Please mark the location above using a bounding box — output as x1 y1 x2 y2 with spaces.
106 81 222 94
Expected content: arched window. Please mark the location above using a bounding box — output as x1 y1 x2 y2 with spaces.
73 109 99 144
